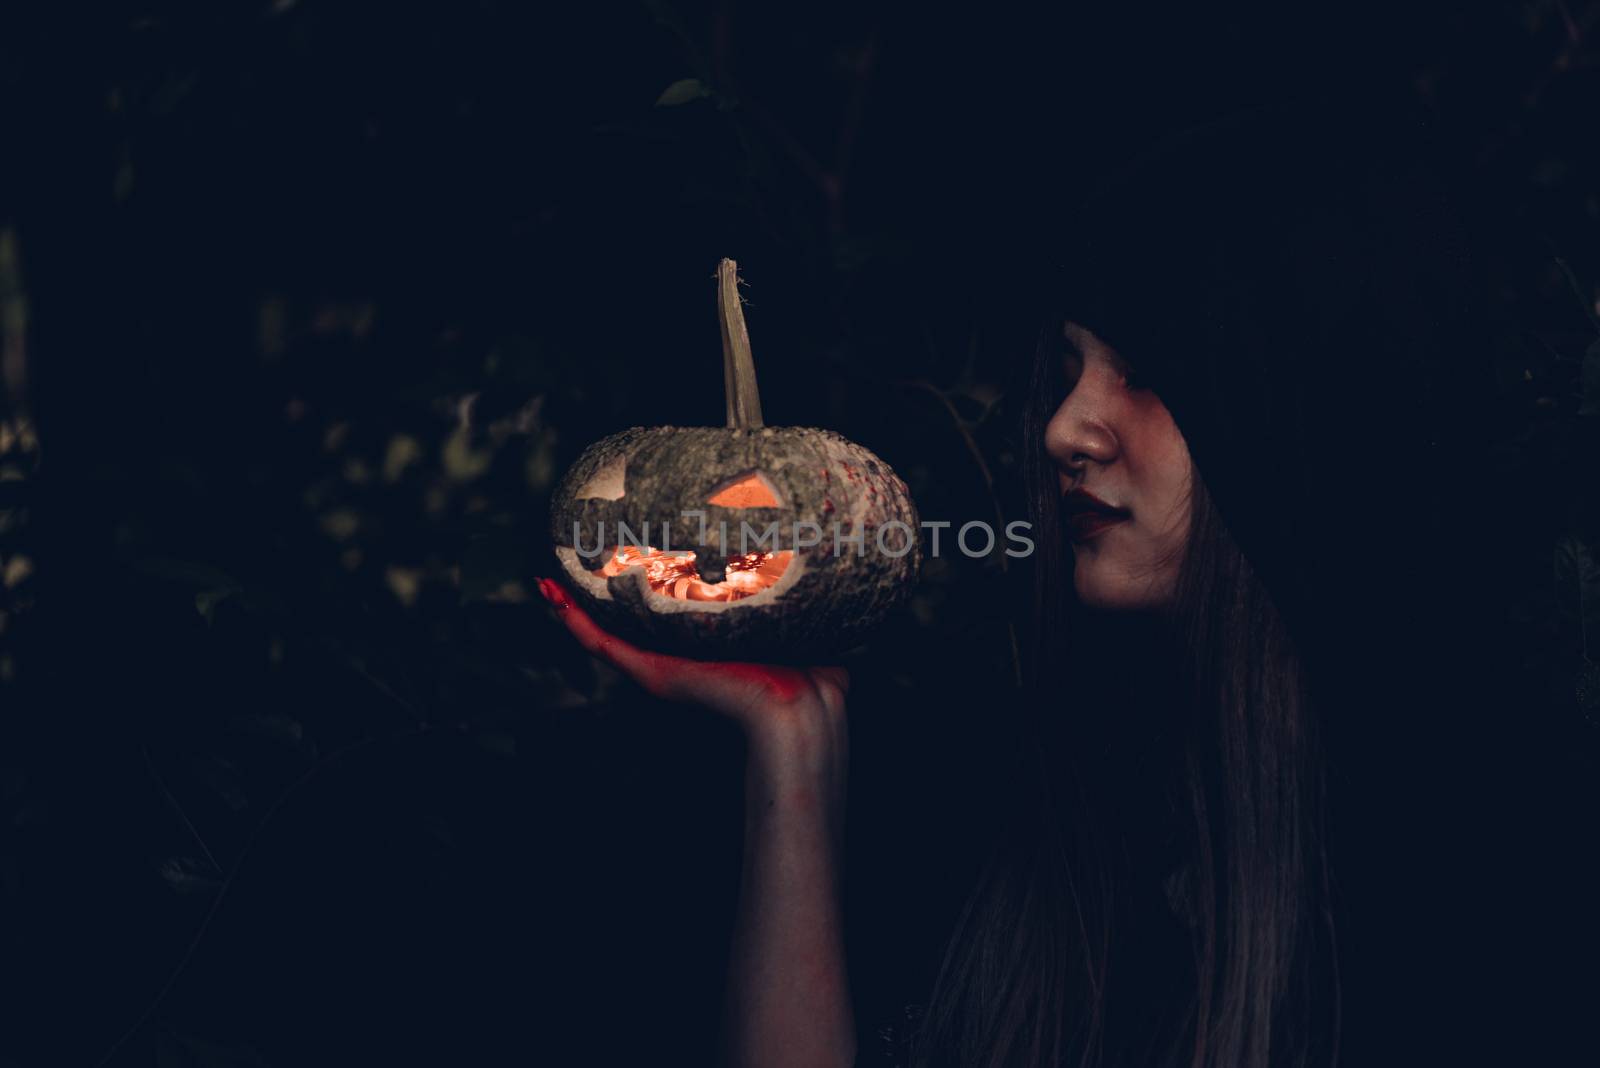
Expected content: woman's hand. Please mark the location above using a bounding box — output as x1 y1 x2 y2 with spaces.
534 576 849 786
535 575 857 1068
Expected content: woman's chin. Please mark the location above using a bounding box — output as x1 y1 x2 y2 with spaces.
1073 558 1172 613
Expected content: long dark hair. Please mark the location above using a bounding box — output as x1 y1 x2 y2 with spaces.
911 321 1339 1068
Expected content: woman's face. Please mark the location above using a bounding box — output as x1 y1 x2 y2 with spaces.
1043 322 1193 611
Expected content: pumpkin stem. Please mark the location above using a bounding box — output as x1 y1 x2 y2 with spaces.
717 258 764 429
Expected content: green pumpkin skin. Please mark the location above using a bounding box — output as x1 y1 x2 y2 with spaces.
550 424 920 660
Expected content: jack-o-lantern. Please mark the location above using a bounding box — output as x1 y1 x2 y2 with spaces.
549 259 920 659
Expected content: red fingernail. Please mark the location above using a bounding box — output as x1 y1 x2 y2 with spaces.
538 578 572 611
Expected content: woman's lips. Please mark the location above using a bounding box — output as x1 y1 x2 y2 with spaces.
1066 511 1129 541
1063 488 1131 542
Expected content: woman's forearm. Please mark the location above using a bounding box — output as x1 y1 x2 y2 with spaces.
719 720 854 1068
535 580 855 1063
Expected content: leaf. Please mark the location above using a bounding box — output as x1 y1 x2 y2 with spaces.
1553 535 1600 657
157 1029 274 1068
524 426 558 491
385 565 423 607
382 433 423 482
159 856 223 896
194 753 250 812
135 558 242 590
318 507 360 541
228 712 305 747
2 553 34 587
132 558 246 623
475 730 517 757
460 534 528 604
1578 338 1600 417
442 424 493 482
194 587 238 625
655 78 710 107
1576 660 1600 716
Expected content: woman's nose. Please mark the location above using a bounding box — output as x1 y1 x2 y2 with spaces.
1044 394 1118 474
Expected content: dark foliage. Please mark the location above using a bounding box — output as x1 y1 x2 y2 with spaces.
0 2 1595 1065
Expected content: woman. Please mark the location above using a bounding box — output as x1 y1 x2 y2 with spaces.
538 100 1582 1066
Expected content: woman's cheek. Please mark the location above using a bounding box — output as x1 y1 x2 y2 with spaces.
1072 527 1181 612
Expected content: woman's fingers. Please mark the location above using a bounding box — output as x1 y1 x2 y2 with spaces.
537 577 681 697
536 577 816 717
807 666 851 717
810 666 850 695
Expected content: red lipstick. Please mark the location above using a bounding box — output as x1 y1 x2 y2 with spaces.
1062 488 1131 542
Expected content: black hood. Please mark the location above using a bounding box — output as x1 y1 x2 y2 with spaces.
1053 99 1489 680
1043 99 1586 1061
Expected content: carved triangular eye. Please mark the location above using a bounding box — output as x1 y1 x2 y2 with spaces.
708 471 779 508
574 456 626 500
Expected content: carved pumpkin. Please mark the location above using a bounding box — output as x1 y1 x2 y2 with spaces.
549 259 920 659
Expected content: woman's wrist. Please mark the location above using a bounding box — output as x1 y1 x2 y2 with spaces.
742 707 849 846
744 704 846 786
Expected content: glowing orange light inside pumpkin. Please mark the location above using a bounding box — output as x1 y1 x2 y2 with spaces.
594 545 792 602
707 474 780 508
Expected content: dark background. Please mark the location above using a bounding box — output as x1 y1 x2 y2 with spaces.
1 2 1597 1065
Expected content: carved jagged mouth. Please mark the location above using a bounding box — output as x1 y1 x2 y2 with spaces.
593 545 792 602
